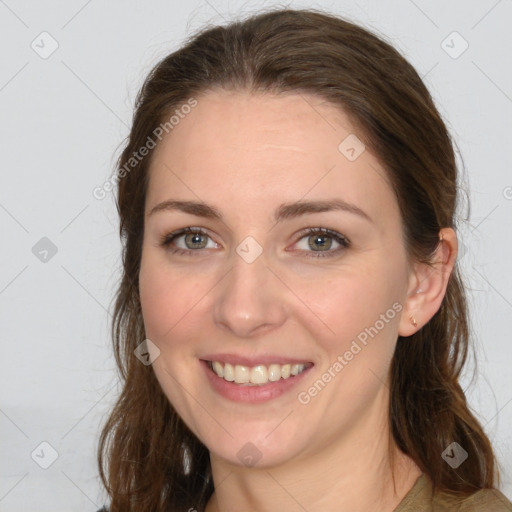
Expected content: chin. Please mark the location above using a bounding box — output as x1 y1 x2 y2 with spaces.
195 419 311 470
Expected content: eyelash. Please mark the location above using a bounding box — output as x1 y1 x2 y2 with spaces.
159 227 350 259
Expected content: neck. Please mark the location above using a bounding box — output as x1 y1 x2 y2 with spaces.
204 386 422 512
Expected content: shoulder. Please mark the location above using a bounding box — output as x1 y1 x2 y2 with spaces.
397 473 512 512
457 487 512 511
431 487 512 511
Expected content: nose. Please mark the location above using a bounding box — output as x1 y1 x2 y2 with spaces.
212 247 287 338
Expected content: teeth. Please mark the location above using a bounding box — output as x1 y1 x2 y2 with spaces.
223 363 234 381
250 365 267 384
291 364 302 376
209 361 308 385
234 364 250 383
268 364 281 382
212 361 224 378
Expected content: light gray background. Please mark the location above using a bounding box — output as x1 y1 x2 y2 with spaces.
1 0 511 510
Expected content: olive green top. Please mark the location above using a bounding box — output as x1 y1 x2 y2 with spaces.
95 473 512 511
394 473 512 511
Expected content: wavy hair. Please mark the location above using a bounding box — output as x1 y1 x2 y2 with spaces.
97 8 501 511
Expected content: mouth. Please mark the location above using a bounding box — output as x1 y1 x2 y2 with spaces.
200 358 314 403
204 359 314 386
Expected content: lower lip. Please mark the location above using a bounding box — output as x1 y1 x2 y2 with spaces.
200 360 313 404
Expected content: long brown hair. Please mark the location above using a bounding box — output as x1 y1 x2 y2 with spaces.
97 7 501 511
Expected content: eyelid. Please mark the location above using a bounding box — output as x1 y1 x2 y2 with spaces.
159 227 217 249
160 226 350 258
294 227 350 245
290 227 350 258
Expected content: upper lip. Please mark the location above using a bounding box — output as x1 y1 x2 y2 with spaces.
201 353 314 367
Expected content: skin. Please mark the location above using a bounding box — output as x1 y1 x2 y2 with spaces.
138 89 458 512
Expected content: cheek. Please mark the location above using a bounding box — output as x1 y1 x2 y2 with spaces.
301 270 395 339
139 253 185 342
295 274 400 418
139 251 213 353
139 265 168 339
295 263 402 394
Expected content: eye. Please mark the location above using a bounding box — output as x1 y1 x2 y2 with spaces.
159 227 350 258
159 227 217 256
292 227 350 259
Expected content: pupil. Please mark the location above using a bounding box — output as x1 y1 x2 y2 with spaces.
188 233 204 248
311 234 330 251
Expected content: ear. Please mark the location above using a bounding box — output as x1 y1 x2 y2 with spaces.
398 227 458 337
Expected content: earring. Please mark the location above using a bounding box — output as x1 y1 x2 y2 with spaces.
409 316 418 327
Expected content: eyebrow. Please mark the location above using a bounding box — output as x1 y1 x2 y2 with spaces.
148 198 373 224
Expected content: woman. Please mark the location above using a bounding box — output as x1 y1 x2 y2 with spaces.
96 8 512 512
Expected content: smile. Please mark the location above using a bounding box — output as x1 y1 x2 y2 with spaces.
207 360 313 386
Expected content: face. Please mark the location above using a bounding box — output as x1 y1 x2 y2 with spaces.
139 89 414 469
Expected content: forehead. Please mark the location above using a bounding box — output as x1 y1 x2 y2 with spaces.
146 89 398 232
154 89 361 163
